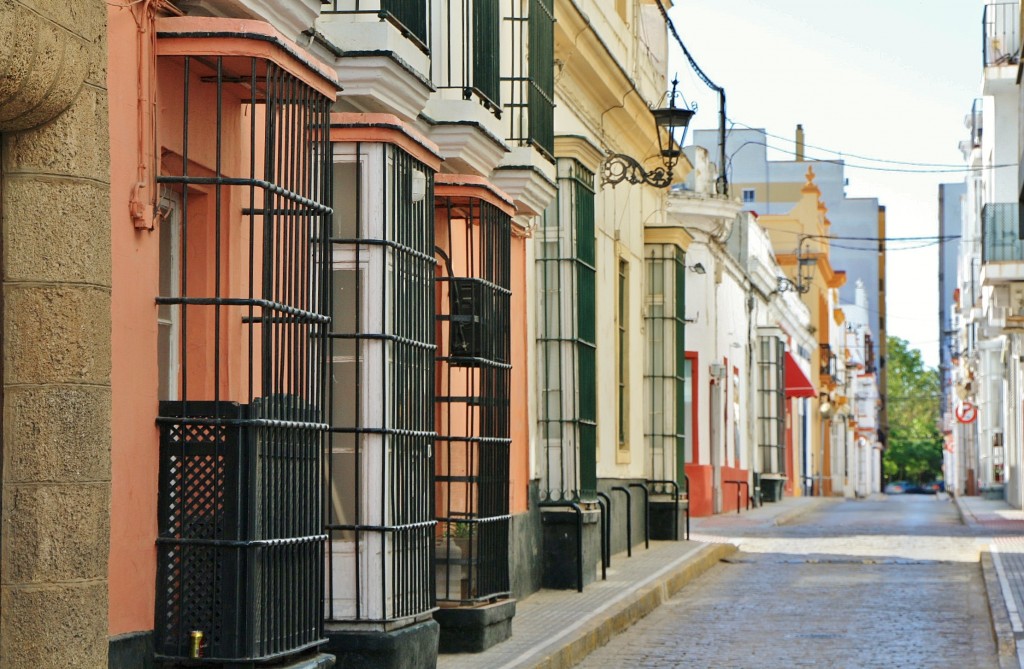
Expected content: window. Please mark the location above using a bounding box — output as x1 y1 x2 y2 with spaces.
536 158 597 501
435 0 501 112
757 336 785 475
742 188 756 203
325 141 436 622
618 259 630 455
157 190 180 402
434 179 513 604
504 0 554 155
154 47 332 663
644 246 687 487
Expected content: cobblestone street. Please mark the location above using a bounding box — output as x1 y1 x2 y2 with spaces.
576 495 998 669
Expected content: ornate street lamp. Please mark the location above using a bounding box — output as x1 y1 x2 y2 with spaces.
601 78 695 189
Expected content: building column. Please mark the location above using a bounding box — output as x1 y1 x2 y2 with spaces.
0 2 110 667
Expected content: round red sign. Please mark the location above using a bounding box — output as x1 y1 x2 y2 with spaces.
955 402 978 424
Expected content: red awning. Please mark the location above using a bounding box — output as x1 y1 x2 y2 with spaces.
785 352 816 398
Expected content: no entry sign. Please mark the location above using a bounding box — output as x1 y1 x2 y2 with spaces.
955 402 978 424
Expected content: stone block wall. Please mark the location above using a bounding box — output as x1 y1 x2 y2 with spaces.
0 2 111 667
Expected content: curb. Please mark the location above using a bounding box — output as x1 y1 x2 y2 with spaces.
981 550 1019 667
526 542 737 669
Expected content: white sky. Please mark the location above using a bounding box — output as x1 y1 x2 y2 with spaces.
669 0 983 368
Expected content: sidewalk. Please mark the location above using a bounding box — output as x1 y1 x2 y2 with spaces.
955 495 1024 669
437 496 831 669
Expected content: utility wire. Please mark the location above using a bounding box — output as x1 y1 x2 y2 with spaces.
728 120 977 168
728 138 1012 174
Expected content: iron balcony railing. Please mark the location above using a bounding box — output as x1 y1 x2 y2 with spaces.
984 2 1020 67
501 0 555 156
435 0 502 113
321 0 430 52
982 203 1024 263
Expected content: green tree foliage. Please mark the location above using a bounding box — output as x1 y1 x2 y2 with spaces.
882 336 943 483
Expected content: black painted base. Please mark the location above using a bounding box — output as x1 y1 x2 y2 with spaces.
650 500 687 541
323 619 438 669
435 599 516 654
109 631 154 669
111 632 334 669
541 507 600 590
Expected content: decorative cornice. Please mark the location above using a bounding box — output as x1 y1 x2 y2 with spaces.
330 113 442 172
554 135 606 173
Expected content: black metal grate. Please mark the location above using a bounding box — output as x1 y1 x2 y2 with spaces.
153 47 332 665
435 192 512 604
757 337 785 475
325 139 437 624
644 245 686 492
536 159 597 503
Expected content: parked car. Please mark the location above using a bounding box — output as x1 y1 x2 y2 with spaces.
884 481 911 494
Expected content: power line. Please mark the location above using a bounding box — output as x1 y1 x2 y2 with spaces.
727 137 1013 174
728 120 988 169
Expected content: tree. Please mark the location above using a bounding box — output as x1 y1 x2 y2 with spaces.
882 336 943 483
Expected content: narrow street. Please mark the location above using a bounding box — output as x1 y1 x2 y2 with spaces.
577 495 997 668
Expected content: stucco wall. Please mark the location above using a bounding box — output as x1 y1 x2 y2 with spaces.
0 1 111 667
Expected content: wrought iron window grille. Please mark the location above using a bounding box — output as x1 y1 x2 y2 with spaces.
435 0 502 115
154 51 333 665
536 159 597 503
757 337 786 475
325 140 438 624
644 246 687 495
434 190 513 604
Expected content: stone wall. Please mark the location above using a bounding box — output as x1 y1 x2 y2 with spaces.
0 1 111 667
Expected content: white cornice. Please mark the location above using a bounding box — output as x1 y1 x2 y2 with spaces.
177 0 320 40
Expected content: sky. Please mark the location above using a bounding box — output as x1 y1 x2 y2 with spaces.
668 0 983 368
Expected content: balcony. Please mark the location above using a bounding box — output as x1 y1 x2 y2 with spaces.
984 2 1020 67
319 1 434 122
491 0 557 215
980 204 1024 286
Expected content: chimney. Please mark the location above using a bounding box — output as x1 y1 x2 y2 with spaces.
796 124 805 161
